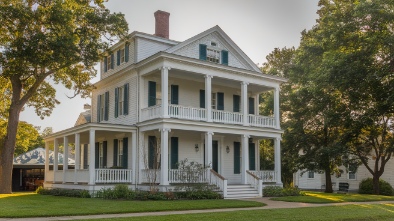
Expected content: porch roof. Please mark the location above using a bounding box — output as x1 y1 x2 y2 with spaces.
44 123 137 141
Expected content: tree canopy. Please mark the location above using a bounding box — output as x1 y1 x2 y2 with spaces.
0 0 128 193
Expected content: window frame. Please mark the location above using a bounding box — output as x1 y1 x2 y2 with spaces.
307 171 314 179
211 93 217 110
207 47 220 63
100 95 105 121
118 86 124 116
117 139 124 167
120 48 125 63
99 143 104 168
107 56 112 70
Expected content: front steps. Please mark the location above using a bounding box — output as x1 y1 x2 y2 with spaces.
225 184 260 199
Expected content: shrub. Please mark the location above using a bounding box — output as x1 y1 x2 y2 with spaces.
36 187 91 198
263 186 303 197
359 178 394 196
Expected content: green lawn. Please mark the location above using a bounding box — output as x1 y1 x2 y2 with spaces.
0 192 264 218
272 191 394 203
76 204 394 221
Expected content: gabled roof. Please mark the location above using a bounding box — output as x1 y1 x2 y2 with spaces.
13 147 75 165
75 110 91 127
165 25 261 73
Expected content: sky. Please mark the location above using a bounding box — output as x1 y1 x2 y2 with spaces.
19 0 320 133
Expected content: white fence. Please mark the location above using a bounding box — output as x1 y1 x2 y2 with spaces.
141 169 161 184
95 169 132 183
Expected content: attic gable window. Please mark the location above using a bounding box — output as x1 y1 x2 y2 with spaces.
199 44 228 66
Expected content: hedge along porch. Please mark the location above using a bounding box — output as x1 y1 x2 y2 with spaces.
44 123 137 191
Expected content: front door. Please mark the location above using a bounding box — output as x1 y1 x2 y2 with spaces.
212 140 219 172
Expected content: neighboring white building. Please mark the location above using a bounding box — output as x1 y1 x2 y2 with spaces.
294 158 394 191
44 10 286 198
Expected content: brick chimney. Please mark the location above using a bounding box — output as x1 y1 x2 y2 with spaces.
154 10 170 39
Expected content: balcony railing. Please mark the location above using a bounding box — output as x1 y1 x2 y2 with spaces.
140 104 276 129
169 105 206 121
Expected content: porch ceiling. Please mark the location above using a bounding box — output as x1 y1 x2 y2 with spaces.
147 68 273 93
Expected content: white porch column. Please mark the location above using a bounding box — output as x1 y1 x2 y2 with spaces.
256 139 260 171
241 82 249 126
274 86 280 129
160 128 170 185
205 75 213 122
160 66 170 118
88 129 96 185
255 94 260 116
205 132 214 167
241 134 250 184
54 139 59 172
44 141 49 183
74 133 80 184
131 131 137 184
138 132 145 184
274 137 283 185
63 136 69 183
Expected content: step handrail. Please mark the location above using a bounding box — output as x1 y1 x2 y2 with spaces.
246 170 263 197
206 168 227 198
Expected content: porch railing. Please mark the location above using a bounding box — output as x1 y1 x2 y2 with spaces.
206 169 227 197
249 170 277 183
246 170 263 197
212 110 243 125
248 115 275 128
168 105 206 121
141 169 161 184
168 169 207 183
95 169 132 183
141 105 162 121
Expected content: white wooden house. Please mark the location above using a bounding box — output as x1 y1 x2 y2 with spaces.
43 10 286 198
294 158 394 192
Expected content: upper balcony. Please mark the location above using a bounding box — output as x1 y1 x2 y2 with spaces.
139 66 281 129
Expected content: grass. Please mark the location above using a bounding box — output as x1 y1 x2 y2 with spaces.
75 204 394 221
0 192 264 218
271 191 394 204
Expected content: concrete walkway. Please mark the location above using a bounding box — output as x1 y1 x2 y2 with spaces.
1 198 394 221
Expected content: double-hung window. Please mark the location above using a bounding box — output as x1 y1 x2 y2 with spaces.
308 171 314 179
207 48 220 63
120 48 125 63
211 93 217 110
115 83 129 118
117 139 124 167
99 143 104 168
97 92 109 122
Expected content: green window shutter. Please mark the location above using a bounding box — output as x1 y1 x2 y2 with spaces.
124 83 129 115
249 143 256 170
171 85 179 105
148 81 156 107
110 53 114 69
212 141 219 173
104 57 108 72
249 97 255 115
217 92 224 110
113 139 118 167
200 90 205 108
234 142 241 174
148 136 156 169
103 141 107 168
233 95 240 112
104 91 109 121
97 94 101 122
95 142 99 169
199 44 207 60
125 43 129 62
123 137 128 169
170 137 179 169
117 50 121 66
83 144 88 169
221 50 228 65
114 88 119 118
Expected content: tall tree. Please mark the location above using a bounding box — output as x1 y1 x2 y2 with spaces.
315 0 394 194
0 0 128 193
261 47 299 186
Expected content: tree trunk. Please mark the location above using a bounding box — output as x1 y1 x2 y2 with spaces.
372 175 380 195
0 99 23 194
324 168 333 193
